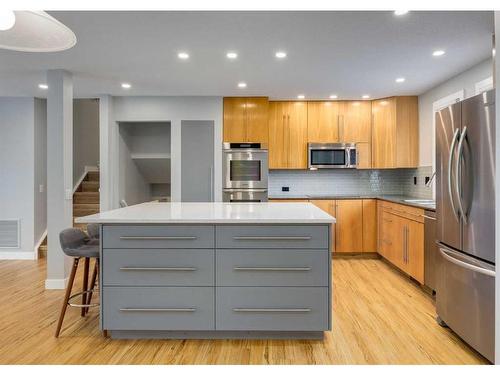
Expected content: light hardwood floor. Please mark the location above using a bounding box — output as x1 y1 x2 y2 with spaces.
0 257 488 365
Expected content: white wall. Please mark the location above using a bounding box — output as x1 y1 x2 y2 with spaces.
73 98 99 185
0 98 35 256
33 98 47 246
101 96 223 208
418 58 493 166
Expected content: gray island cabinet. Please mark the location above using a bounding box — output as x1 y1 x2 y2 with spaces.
77 202 335 339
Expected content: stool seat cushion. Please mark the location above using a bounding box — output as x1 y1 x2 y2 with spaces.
64 244 99 258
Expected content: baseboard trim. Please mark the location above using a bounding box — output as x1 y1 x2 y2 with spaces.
0 251 36 260
73 166 99 194
45 277 68 290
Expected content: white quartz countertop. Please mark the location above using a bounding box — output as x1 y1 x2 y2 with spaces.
75 202 336 224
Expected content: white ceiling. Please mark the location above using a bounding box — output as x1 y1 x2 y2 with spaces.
0 11 494 99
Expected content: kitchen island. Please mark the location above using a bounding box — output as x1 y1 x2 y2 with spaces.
76 202 335 340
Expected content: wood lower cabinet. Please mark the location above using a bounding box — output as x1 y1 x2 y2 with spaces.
335 200 363 253
378 200 424 284
223 97 269 143
362 199 377 253
310 200 336 252
268 101 308 169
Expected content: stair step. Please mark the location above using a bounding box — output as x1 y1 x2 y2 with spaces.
82 181 99 192
74 209 99 217
73 222 89 231
73 203 99 210
74 192 99 204
86 171 100 182
38 245 47 258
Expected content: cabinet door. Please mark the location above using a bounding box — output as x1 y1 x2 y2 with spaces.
223 97 247 142
310 200 336 252
395 96 419 168
341 101 372 143
406 219 424 284
246 97 269 143
362 199 377 253
372 98 396 168
335 200 363 253
356 142 372 169
287 101 308 169
307 102 340 143
268 102 288 169
379 209 395 259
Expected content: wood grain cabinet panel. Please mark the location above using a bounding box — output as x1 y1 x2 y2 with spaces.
307 102 340 143
406 219 424 284
362 199 377 253
335 200 363 253
269 101 308 169
310 199 336 252
356 142 372 169
372 97 418 169
223 97 269 143
341 101 372 143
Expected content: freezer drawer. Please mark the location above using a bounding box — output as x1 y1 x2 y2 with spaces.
436 245 495 362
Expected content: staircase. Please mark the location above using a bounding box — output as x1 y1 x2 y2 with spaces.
38 170 100 258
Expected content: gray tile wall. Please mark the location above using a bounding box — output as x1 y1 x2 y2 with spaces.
269 166 434 199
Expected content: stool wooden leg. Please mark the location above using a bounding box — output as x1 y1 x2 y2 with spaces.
85 259 98 315
55 258 79 338
81 257 90 317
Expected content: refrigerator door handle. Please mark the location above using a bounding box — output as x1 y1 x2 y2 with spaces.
448 128 461 222
439 247 495 278
455 126 468 224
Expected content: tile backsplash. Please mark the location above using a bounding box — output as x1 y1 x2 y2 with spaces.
269 166 434 199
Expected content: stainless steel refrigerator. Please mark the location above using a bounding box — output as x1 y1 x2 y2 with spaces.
435 89 495 362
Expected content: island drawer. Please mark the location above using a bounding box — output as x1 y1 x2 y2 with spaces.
102 286 215 330
102 225 215 249
102 249 214 286
216 249 329 286
216 225 329 249
216 287 329 331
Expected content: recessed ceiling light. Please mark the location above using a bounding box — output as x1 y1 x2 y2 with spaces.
275 51 287 59
297 94 305 99
0 10 16 31
237 82 247 88
395 77 406 83
38 83 48 90
177 52 190 60
362 95 370 99
121 83 131 89
226 52 238 59
432 50 445 57
394 10 409 16
329 95 338 99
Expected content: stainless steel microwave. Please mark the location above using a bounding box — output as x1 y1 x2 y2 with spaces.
308 143 357 169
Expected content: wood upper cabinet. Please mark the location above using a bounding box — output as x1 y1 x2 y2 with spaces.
268 101 308 169
223 97 269 143
340 101 372 143
310 200 336 252
307 102 340 143
372 96 419 169
362 199 377 253
335 199 363 253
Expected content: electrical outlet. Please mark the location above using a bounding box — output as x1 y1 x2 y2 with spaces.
413 176 417 185
425 176 430 185
282 186 290 192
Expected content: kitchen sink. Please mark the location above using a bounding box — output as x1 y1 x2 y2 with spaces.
403 199 436 205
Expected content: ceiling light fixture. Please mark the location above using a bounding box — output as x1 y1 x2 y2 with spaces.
0 10 16 31
432 50 445 57
177 52 190 59
275 51 287 59
395 77 406 83
362 95 370 99
38 83 48 90
226 52 238 59
121 83 131 89
237 82 247 88
394 10 409 16
329 95 338 99
297 94 305 99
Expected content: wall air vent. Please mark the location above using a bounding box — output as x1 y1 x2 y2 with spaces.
0 220 20 248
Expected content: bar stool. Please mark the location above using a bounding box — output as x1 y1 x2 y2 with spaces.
55 228 100 337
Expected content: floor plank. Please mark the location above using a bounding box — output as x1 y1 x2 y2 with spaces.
0 257 488 364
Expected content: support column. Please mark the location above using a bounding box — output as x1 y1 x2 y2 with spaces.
99 95 117 211
46 70 73 289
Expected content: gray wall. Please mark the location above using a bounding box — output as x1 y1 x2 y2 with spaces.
0 98 35 254
494 11 499 366
418 58 493 166
73 98 99 185
33 98 47 245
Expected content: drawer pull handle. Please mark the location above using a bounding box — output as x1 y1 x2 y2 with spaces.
234 267 311 271
233 236 312 241
421 214 436 221
120 308 197 312
119 236 198 240
233 308 311 313
120 267 197 271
